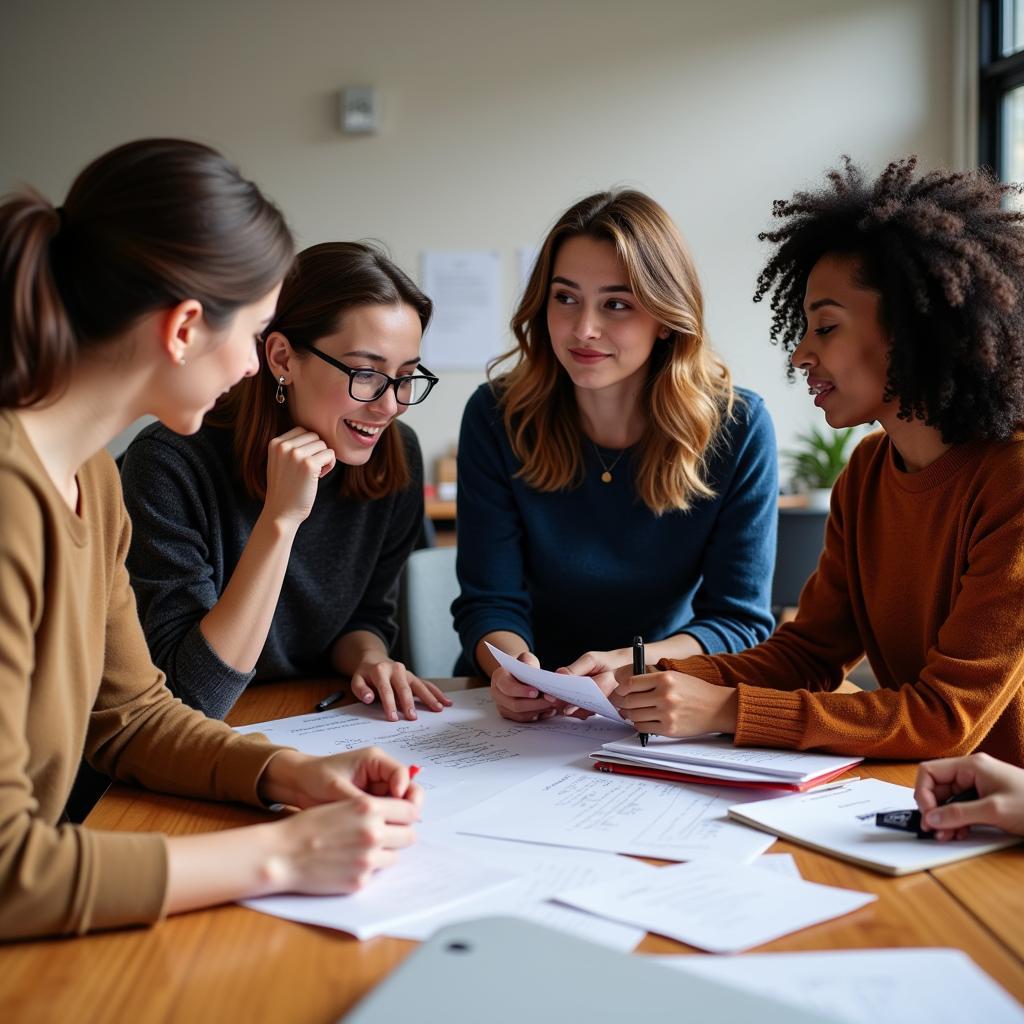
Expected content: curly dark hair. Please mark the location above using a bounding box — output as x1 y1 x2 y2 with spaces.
753 156 1024 443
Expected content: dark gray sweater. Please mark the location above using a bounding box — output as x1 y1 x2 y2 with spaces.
120 420 424 719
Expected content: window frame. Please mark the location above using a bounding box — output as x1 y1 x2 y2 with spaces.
979 0 1024 172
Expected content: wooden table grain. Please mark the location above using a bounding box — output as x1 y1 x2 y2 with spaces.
1 678 1021 1023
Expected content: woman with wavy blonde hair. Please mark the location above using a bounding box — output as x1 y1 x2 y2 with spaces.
452 190 778 721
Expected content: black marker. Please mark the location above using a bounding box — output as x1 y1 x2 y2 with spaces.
314 689 346 713
874 785 980 839
633 635 649 748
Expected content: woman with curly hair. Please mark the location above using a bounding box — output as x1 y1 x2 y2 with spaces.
452 190 778 722
604 157 1024 765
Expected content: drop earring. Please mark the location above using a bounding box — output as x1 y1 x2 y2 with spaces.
275 376 286 404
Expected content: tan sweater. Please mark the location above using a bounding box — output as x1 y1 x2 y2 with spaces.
0 412 284 939
663 431 1024 764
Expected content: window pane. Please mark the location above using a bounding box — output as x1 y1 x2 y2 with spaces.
1001 85 1024 200
1002 0 1024 56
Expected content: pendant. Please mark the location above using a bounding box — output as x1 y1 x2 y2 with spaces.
601 471 613 483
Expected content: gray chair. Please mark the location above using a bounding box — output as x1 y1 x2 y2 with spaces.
395 546 462 678
771 507 828 617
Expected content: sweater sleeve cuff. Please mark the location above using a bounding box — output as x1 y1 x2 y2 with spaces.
173 625 256 720
79 830 169 933
734 684 805 749
657 654 725 685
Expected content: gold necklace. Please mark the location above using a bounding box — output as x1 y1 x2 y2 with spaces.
591 440 627 484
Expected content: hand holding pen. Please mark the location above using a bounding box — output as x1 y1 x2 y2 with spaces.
633 635 649 748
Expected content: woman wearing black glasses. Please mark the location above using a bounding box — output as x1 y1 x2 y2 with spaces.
121 242 451 722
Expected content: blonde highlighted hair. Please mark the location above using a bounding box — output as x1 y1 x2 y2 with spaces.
491 190 733 516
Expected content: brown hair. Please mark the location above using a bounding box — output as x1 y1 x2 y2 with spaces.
0 138 294 409
211 241 433 502
492 190 733 516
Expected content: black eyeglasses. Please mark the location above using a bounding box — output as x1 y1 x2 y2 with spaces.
306 346 439 406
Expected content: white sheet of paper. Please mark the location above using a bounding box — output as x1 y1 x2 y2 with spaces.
728 778 1022 875
602 734 861 781
755 852 801 878
655 949 1024 1024
241 842 519 940
388 833 649 950
557 860 875 953
237 688 626 822
449 764 777 862
420 249 502 370
484 642 628 723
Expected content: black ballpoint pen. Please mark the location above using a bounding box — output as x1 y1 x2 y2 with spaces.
314 689 346 713
632 635 649 748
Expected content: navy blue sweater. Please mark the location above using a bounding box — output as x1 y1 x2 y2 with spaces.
121 421 423 719
453 383 777 672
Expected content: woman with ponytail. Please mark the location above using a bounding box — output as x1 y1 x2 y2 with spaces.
452 190 778 721
120 242 450 723
0 140 421 940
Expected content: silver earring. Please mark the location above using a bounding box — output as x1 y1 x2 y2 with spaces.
275 376 286 404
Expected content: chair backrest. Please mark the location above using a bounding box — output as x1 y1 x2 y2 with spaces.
771 508 829 614
395 546 462 678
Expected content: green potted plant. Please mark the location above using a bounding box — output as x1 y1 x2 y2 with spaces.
784 426 857 509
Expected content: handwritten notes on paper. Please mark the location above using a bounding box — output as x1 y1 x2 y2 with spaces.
237 689 627 821
558 860 876 953
485 642 628 723
449 765 776 862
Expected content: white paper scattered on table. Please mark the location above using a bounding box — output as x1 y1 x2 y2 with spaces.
241 842 518 940
558 860 876 953
449 764 777 862
388 832 649 950
729 778 1022 875
237 688 626 822
485 642 628 723
656 949 1024 1024
420 249 502 370
754 852 801 878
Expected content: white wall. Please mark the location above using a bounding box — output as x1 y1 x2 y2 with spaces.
0 0 954 482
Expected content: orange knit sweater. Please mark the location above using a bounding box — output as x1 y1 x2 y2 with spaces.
662 431 1024 764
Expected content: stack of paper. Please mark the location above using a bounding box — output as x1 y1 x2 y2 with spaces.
593 734 861 791
727 778 1022 875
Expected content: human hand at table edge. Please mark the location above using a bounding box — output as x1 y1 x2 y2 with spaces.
335 631 452 722
164 781 419 912
914 752 1024 841
258 747 423 810
609 665 738 737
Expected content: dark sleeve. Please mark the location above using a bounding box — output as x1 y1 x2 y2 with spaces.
451 387 535 668
683 394 778 654
120 434 254 720
341 425 425 650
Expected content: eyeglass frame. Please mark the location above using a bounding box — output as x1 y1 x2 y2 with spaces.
304 345 439 405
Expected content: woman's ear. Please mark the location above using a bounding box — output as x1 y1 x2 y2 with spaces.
658 325 672 341
264 331 295 382
159 300 204 366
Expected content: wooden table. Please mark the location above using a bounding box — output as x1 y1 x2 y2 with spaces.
1 678 1022 1023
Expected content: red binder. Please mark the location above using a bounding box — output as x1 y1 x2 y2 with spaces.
591 759 857 793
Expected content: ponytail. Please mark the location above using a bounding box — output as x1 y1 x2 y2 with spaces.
0 193 77 407
0 138 295 409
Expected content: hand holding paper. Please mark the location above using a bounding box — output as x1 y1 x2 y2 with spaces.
485 642 628 723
